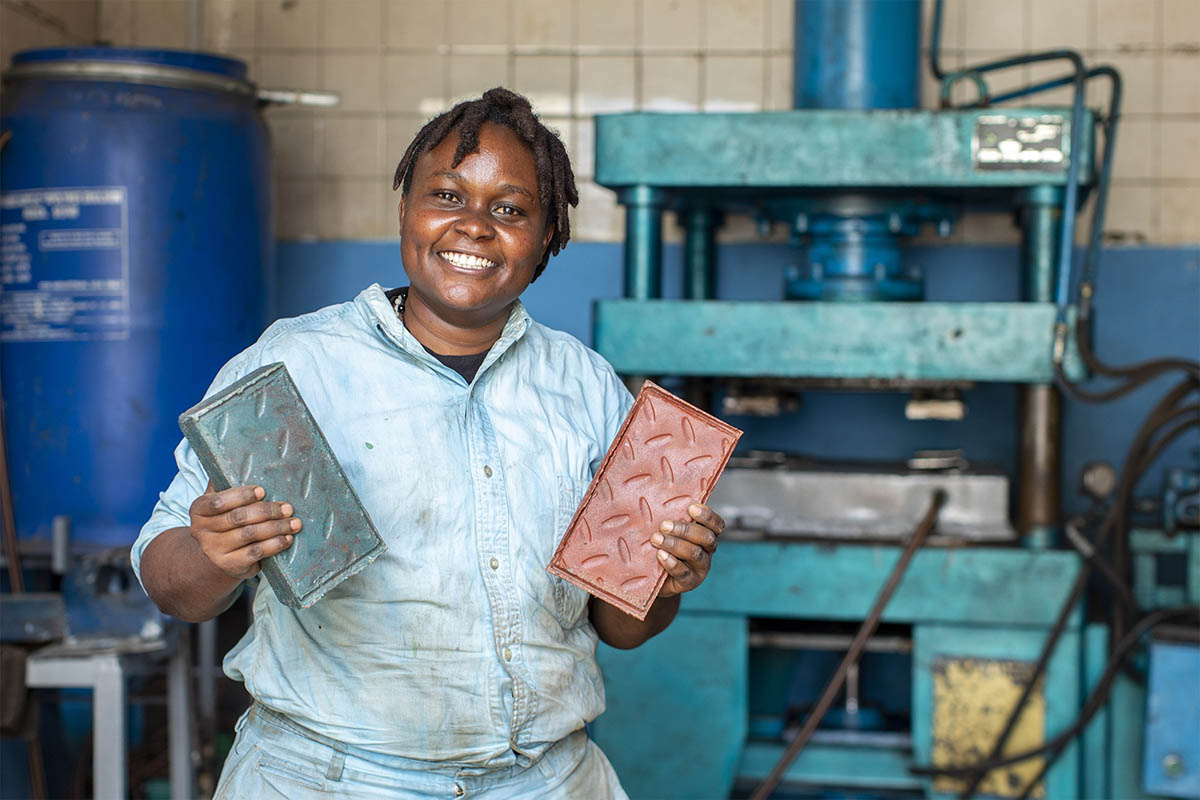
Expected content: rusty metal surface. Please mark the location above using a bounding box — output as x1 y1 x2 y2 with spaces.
931 657 1047 798
179 362 385 608
549 381 742 619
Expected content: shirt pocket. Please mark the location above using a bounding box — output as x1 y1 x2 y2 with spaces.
550 475 591 629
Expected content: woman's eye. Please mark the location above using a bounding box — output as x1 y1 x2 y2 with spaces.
495 204 521 217
433 191 458 202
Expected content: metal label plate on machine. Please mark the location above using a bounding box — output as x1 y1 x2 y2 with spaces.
973 114 1067 171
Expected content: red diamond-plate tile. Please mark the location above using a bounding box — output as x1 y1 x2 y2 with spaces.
548 381 742 619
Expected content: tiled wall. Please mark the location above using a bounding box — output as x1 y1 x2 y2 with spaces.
1 1 98 66
4 0 1199 244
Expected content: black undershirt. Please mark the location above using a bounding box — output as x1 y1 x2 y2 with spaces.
385 287 489 383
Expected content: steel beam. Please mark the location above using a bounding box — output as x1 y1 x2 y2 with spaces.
594 300 1085 383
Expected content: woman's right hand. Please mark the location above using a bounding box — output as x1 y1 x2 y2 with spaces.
188 483 301 580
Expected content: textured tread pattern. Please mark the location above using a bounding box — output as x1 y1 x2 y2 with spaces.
179 362 386 608
548 381 742 619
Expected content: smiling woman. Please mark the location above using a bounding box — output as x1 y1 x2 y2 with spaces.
131 87 727 800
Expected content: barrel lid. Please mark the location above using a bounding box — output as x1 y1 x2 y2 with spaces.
5 47 254 96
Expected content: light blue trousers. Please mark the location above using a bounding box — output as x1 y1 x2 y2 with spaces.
214 704 629 799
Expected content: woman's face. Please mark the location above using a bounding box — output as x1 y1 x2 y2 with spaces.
398 123 552 332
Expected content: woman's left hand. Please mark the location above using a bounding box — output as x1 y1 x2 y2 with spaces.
652 503 725 597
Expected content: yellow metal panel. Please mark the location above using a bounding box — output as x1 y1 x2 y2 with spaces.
932 657 1047 798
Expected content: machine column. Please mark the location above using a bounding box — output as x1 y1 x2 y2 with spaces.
1018 185 1065 549
682 207 718 300
619 185 666 300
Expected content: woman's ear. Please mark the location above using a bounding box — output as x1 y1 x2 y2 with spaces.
397 193 407 230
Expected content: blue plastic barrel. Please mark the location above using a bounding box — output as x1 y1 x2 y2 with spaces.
1 48 271 547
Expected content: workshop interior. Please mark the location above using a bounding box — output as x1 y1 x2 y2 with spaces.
1 0 1198 798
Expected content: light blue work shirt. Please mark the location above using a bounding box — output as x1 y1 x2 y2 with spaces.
133 283 634 769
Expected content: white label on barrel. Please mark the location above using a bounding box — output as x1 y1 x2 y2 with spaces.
0 186 130 342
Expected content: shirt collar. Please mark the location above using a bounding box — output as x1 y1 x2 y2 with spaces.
357 283 532 379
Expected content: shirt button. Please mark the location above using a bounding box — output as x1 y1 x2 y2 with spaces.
503 647 512 661
483 465 493 478
490 557 499 570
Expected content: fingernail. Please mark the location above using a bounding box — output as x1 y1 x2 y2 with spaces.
290 519 301 531
284 534 293 544
660 521 673 532
254 487 265 499
281 503 293 516
689 504 701 515
651 533 664 545
658 550 672 564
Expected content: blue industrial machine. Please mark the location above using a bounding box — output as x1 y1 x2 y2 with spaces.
587 1 1198 798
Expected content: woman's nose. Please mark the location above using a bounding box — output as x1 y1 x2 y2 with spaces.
454 207 495 239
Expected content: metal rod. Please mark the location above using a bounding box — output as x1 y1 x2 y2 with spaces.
682 208 717 300
748 489 946 800
620 185 665 301
1018 187 1065 549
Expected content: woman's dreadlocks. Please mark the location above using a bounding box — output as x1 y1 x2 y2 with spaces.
392 87 578 279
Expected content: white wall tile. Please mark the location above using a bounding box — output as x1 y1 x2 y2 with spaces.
258 52 319 89
766 0 793 51
704 55 764 111
513 0 573 48
641 0 702 51
385 114 430 183
449 54 511 103
319 114 384 177
275 178 318 239
577 0 635 49
641 55 701 111
135 0 190 48
1101 54 1158 115
322 53 384 111
571 115 594 179
572 180 623 241
447 0 510 47
1029 0 1092 51
98 0 136 46
319 53 379 110
384 53 447 113
1103 182 1154 242
513 55 573 115
321 0 383 49
268 113 318 177
260 0 319 48
1096 0 1159 51
1110 118 1156 180
1162 0 1200 49
385 0 445 48
766 52 792 110
1161 55 1199 115
704 0 766 52
576 55 635 113
204 0 258 51
1159 185 1200 243
316 177 389 238
962 0 1026 51
1160 120 1200 180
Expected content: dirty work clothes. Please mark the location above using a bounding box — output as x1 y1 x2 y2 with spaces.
215 703 628 800
133 284 634 772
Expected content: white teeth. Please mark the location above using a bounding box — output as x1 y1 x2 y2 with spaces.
440 251 497 270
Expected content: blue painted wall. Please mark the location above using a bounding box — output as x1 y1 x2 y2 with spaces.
277 240 1199 517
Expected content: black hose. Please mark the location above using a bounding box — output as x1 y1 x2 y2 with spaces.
910 607 1199 785
750 490 946 800
928 378 1197 798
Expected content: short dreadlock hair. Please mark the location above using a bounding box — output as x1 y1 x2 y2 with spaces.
392 87 578 280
